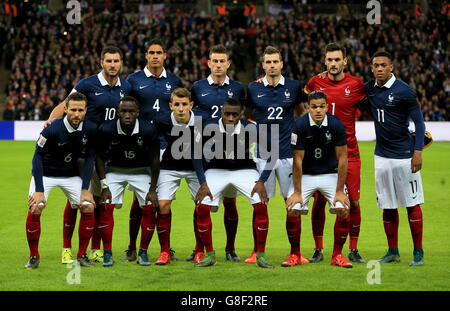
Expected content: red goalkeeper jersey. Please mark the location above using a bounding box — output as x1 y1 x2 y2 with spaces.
304 73 367 157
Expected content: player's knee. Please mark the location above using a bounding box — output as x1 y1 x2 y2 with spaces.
80 203 94 213
350 200 359 208
158 200 172 214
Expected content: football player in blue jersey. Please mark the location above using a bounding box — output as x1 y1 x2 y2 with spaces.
46 46 132 265
95 96 160 267
192 98 273 268
365 51 425 266
189 45 246 263
245 46 308 266
123 39 183 262
286 91 353 268
151 87 208 265
25 92 97 269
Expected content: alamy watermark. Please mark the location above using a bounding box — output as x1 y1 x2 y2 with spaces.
66 261 81 285
169 117 280 169
366 0 381 24
66 0 81 25
366 260 381 285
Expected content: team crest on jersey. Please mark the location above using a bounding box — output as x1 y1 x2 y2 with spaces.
166 82 172 92
227 89 233 98
284 89 291 99
120 90 124 98
325 131 332 142
82 135 88 145
388 93 394 103
345 86 351 96
137 136 143 147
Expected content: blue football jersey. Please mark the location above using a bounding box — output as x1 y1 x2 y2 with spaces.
96 118 159 171
153 110 206 171
191 75 246 120
202 118 257 171
32 117 97 191
291 113 347 175
246 76 302 159
127 67 183 122
72 72 131 126
365 75 421 159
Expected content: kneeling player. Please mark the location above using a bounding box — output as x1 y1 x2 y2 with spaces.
286 91 352 268
95 96 160 267
25 92 97 269
194 98 273 268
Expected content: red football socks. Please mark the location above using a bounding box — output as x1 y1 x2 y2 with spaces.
196 204 213 252
311 192 326 250
252 203 269 253
286 214 301 257
193 207 204 253
139 205 156 250
332 216 350 258
223 199 238 252
383 209 399 249
128 198 142 251
91 203 102 250
77 211 94 258
349 203 361 250
62 200 77 249
26 211 41 258
407 205 423 249
157 212 171 253
99 203 115 250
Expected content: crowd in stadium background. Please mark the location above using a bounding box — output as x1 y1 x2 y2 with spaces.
0 0 448 122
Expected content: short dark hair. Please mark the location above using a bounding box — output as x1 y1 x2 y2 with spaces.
209 44 229 59
66 92 87 107
263 45 282 61
325 42 346 58
119 96 138 107
146 38 166 52
101 45 123 60
371 50 393 63
307 91 327 104
223 98 242 109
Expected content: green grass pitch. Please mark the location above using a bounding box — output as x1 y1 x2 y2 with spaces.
0 140 449 291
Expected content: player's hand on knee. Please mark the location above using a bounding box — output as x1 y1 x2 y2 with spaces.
100 188 112 207
28 192 46 214
145 189 159 209
80 189 96 210
286 192 303 211
195 182 213 206
334 190 350 218
251 179 268 205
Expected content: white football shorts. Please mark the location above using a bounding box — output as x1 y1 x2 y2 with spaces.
374 155 424 209
256 157 293 198
157 169 200 201
201 168 262 208
29 176 85 209
287 173 346 215
106 172 152 208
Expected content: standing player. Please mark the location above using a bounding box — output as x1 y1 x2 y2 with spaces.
25 92 97 269
366 51 425 266
189 45 246 262
45 46 131 264
124 39 183 262
286 91 352 268
246 46 308 266
95 96 160 267
193 98 273 268
151 88 207 265
304 43 367 264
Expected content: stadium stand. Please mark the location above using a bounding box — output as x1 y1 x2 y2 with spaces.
1 0 448 121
